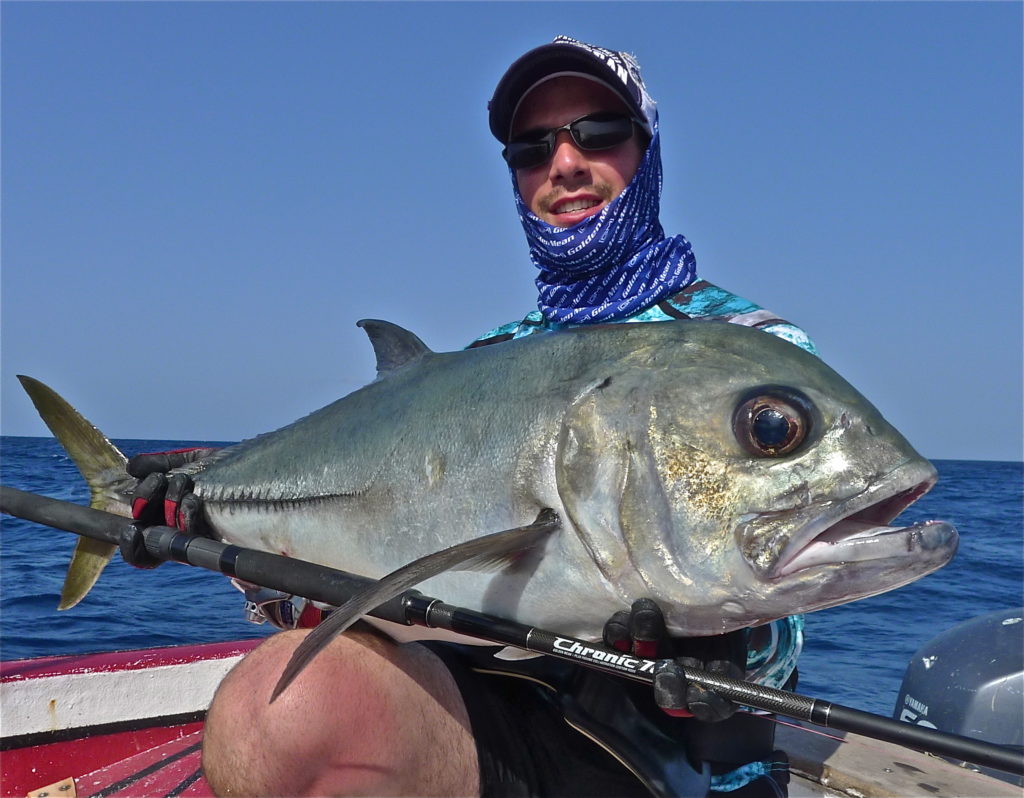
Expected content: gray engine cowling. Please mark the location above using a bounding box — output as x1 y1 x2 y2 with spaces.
894 607 1023 785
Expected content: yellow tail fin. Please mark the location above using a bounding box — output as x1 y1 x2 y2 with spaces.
17 376 133 609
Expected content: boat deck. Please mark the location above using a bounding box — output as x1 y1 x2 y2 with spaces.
777 721 1020 797
19 727 209 798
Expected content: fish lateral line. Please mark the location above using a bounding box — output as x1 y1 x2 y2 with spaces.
200 492 365 508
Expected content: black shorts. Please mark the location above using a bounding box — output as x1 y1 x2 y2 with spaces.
425 642 651 798
424 642 790 798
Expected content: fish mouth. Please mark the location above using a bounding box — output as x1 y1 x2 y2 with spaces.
737 462 958 580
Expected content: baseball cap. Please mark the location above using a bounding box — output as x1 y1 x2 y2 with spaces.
488 35 657 144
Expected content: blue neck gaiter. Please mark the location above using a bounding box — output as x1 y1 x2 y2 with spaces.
513 119 697 324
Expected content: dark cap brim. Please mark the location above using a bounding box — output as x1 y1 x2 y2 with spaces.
488 42 645 144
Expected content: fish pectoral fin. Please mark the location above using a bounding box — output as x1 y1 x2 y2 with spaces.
269 509 560 703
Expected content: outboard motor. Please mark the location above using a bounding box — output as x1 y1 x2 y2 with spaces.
894 608 1023 785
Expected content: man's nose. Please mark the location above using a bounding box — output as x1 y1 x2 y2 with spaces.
547 131 589 181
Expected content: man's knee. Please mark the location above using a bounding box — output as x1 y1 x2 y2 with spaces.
202 628 479 797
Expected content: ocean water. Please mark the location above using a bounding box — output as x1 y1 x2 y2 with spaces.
1 435 1020 717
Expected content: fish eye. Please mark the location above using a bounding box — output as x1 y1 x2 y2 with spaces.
733 389 812 457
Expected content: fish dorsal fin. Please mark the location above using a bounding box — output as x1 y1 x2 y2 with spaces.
356 319 432 376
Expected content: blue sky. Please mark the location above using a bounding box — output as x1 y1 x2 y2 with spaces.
2 2 1021 462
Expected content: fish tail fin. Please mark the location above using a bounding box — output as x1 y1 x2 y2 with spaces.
17 375 133 609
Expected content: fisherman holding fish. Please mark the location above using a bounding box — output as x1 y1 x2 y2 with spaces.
138 38 817 797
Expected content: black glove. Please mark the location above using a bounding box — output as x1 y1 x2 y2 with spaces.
604 598 747 723
126 447 218 479
127 447 216 534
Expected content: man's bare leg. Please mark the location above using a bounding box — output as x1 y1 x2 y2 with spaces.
202 627 480 797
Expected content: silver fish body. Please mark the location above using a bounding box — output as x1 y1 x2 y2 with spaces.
179 319 956 640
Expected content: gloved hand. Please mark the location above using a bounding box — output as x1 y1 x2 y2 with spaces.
127 447 217 533
604 598 747 723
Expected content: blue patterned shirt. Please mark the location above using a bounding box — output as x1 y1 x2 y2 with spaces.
469 279 818 359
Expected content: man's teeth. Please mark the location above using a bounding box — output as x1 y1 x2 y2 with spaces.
557 198 599 213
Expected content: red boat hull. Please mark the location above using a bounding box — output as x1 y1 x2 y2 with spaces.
1 639 263 797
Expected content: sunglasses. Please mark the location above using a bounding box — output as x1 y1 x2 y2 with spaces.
234 580 329 629
502 112 642 170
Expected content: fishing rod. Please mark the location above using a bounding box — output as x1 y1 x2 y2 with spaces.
2 484 1021 778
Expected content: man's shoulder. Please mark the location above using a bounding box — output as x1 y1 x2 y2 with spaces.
659 279 767 319
465 281 817 356
659 280 818 356
467 311 551 349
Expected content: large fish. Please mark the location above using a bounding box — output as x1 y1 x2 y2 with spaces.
21 319 956 650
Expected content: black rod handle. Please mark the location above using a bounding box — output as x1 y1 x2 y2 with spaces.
0 486 407 624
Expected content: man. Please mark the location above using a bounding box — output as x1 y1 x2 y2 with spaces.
144 37 813 797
